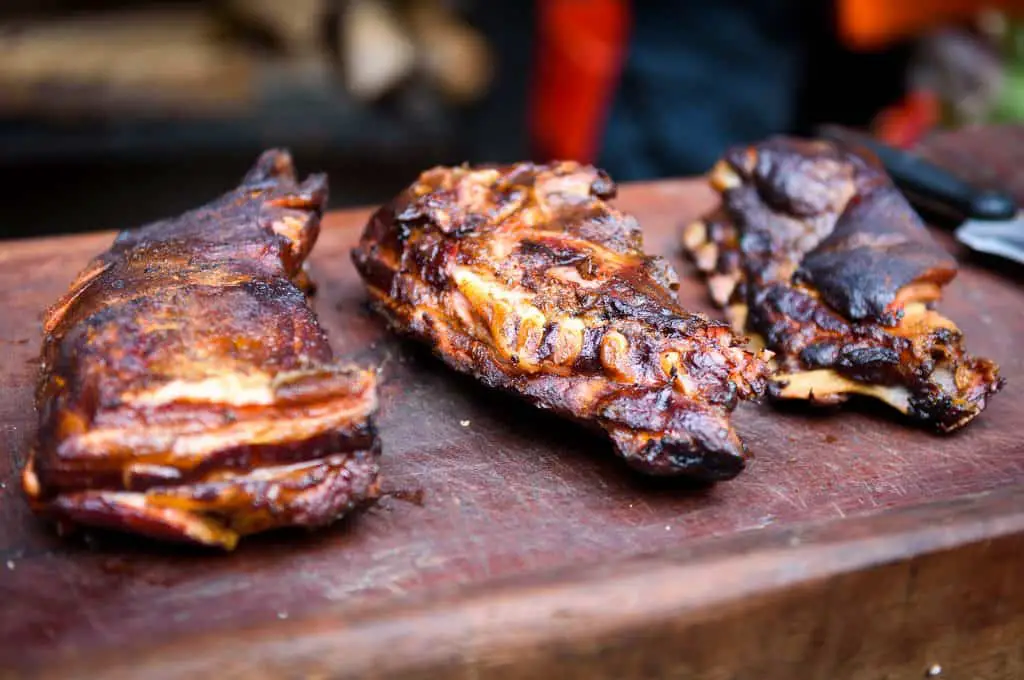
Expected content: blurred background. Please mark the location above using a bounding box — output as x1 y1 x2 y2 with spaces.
0 0 1021 239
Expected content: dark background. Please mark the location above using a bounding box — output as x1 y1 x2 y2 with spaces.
0 1 909 240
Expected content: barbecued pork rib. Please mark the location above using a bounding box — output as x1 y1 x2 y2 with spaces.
353 162 769 480
684 137 1003 432
22 150 380 549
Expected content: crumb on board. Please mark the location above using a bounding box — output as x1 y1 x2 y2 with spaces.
459 420 471 427
926 664 942 677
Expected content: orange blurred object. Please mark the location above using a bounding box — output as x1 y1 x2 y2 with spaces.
839 0 1022 50
530 0 630 163
872 89 941 148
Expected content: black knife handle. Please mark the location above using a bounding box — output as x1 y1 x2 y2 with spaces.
815 124 1018 222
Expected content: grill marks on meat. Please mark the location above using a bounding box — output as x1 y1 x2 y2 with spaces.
353 162 769 480
22 150 380 549
684 137 1003 432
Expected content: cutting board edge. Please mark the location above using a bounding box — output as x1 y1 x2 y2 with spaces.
21 482 1024 680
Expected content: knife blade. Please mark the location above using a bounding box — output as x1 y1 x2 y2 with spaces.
954 213 1024 264
814 124 1024 265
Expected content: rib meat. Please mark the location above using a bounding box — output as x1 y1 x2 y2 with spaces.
23 150 380 550
684 137 1003 432
353 162 769 480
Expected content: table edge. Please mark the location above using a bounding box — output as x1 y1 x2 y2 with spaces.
23 482 1024 679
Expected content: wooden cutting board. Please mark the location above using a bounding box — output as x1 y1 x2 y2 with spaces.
1 178 1022 679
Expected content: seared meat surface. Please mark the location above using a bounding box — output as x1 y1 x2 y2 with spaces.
353 162 769 480
23 150 380 549
684 137 1003 432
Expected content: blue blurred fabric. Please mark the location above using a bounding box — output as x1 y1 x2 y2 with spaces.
598 0 806 179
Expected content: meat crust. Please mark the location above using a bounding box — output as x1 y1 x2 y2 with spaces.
684 137 1003 432
353 162 769 480
22 150 380 549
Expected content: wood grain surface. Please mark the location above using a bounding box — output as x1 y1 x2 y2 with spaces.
0 177 1022 679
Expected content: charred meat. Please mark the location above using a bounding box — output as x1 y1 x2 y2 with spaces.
684 137 1003 432
353 162 769 480
23 150 380 550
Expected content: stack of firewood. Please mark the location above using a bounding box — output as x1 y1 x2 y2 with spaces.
0 0 493 118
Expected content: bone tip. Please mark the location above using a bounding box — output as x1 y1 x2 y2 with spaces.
694 242 719 273
21 456 40 499
682 220 708 251
708 161 741 192
708 273 738 306
218 533 240 552
725 304 749 334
